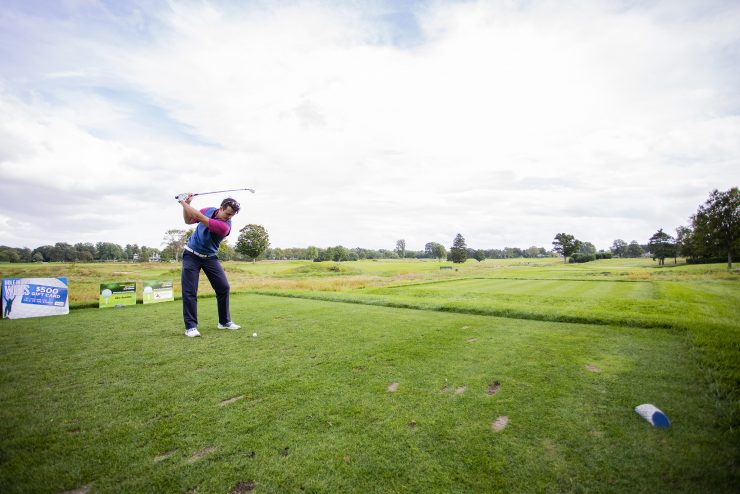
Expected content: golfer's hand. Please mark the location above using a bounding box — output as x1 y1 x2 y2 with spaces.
177 193 194 204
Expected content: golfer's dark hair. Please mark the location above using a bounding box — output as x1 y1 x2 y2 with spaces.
221 197 240 213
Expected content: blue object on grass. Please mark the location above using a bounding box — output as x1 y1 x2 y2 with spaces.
635 404 671 428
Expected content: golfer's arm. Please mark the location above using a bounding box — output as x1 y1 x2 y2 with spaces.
182 206 196 224
180 202 210 227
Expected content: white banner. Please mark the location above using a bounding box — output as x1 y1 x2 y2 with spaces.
2 277 70 320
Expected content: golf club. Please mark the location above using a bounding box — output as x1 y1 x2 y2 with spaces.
175 188 255 201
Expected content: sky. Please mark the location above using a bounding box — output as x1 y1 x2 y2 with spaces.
1 0 738 252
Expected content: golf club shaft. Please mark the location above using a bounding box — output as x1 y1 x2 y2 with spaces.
175 188 254 200
195 188 255 196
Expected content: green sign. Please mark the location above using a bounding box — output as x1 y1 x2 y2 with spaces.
142 280 174 304
99 282 136 308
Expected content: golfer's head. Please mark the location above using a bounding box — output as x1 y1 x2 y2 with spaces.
219 197 240 220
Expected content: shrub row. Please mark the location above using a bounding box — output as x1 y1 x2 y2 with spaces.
685 257 728 265
569 253 595 263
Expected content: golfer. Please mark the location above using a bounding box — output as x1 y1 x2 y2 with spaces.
178 194 241 337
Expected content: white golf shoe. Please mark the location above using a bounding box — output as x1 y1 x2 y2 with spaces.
217 321 241 330
185 328 201 337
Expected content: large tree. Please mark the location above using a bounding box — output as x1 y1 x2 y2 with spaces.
163 229 188 261
96 242 124 261
626 241 644 258
449 234 467 263
647 228 676 266
675 226 696 259
579 241 597 256
217 241 236 261
333 245 350 262
691 187 739 269
236 224 270 262
395 239 406 259
525 246 541 258
552 233 581 264
424 242 446 260
610 239 628 258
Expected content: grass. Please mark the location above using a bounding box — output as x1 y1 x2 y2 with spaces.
1 258 738 492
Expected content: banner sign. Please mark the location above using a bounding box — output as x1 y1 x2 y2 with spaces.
142 280 174 304
2 277 69 320
99 282 136 308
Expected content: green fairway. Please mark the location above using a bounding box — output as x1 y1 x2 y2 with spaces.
0 292 737 493
1 259 738 492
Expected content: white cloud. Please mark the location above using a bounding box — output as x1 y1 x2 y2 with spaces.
0 0 738 251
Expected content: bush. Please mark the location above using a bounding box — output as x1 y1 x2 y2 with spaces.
595 252 613 259
685 257 727 265
569 253 596 263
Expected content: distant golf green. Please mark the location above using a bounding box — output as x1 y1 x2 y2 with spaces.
0 259 737 492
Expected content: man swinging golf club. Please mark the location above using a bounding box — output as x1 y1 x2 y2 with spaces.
178 193 241 337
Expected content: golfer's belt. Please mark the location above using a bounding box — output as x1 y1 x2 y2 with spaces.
184 245 212 258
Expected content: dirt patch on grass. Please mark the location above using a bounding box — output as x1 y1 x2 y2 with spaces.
492 416 509 432
408 420 417 430
60 485 92 494
486 381 501 395
230 481 256 493
585 364 602 372
219 395 245 406
188 447 216 463
466 338 478 343
153 450 177 463
388 382 399 392
454 386 467 395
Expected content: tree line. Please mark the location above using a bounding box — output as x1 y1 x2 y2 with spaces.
2 188 735 267
0 242 167 263
260 244 555 262
552 188 738 268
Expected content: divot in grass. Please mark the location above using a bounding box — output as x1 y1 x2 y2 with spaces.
466 338 478 343
486 381 501 395
230 481 256 493
219 395 245 406
187 447 216 463
60 484 92 494
492 416 509 432
388 382 399 392
153 450 177 463
585 364 602 373
408 420 417 430
454 386 466 395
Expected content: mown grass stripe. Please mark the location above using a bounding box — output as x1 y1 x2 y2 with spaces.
246 290 679 330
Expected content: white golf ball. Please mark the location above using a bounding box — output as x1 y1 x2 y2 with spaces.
252 332 257 337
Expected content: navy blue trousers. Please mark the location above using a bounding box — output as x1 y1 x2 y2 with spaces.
181 250 231 329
